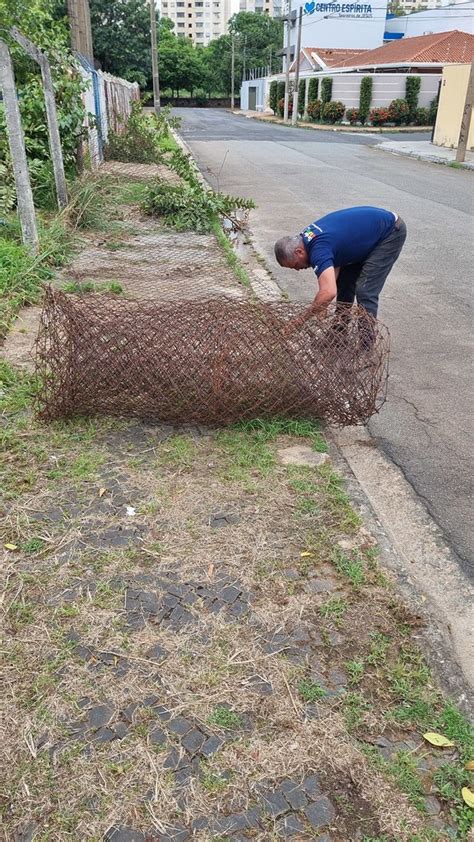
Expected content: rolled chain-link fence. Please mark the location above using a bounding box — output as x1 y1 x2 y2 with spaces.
35 287 389 427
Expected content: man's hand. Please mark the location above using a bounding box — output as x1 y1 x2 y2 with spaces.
282 303 328 337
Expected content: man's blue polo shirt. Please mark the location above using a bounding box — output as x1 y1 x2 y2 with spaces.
301 206 397 278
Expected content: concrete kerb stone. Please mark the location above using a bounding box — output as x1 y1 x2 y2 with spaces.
374 140 474 170
231 109 432 134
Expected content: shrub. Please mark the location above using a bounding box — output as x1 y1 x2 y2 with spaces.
297 78 306 115
429 97 438 125
321 77 333 104
277 97 292 117
345 108 360 125
105 101 176 163
142 181 254 234
277 80 285 103
308 78 319 104
269 80 278 113
370 107 390 127
387 98 410 125
307 99 321 122
405 75 421 120
322 100 345 124
414 106 429 126
359 76 373 125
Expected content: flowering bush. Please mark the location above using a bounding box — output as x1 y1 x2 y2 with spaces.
307 99 321 121
387 98 410 125
322 100 345 124
370 107 390 127
414 106 429 126
345 108 360 125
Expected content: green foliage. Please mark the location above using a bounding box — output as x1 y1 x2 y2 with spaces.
321 77 333 104
307 100 321 122
405 75 421 119
159 32 206 97
0 0 85 210
298 678 326 702
322 100 345 124
105 101 179 164
308 77 319 103
369 107 390 127
413 107 429 126
387 98 410 125
359 76 373 124
269 80 278 113
429 97 438 125
277 81 286 103
297 79 306 115
208 706 242 729
89 0 163 87
345 108 360 125
277 97 293 118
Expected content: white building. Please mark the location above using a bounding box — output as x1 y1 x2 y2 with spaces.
393 0 470 11
284 0 389 57
160 0 232 45
239 0 283 16
385 1 473 34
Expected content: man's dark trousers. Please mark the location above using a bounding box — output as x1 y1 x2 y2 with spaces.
336 217 407 317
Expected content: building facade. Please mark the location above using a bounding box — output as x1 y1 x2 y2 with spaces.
160 0 232 45
285 0 389 55
239 0 283 16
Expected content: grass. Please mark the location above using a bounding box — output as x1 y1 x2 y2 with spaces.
158 434 197 467
298 678 327 702
433 762 474 836
332 546 366 589
236 416 327 452
345 659 365 685
62 280 124 295
319 595 347 625
216 427 276 484
317 464 362 532
211 217 251 288
207 706 242 730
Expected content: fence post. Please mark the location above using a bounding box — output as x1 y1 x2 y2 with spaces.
10 27 69 210
0 39 39 253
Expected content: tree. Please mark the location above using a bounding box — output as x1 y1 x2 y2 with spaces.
159 36 204 97
229 11 283 77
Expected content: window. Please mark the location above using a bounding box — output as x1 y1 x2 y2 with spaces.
189 12 193 16
177 12 185 17
196 21 203 26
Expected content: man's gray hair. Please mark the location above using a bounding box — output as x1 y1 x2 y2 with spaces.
274 235 302 265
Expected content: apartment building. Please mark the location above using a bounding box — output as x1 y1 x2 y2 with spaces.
161 0 232 45
239 0 283 16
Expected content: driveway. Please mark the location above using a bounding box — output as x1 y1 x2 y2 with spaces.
176 108 473 576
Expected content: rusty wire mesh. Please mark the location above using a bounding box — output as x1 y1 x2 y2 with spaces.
35 287 390 427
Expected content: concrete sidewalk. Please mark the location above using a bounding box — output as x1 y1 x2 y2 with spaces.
377 139 474 169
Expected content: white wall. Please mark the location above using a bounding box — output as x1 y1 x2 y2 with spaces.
240 78 268 110
385 3 473 36
287 0 389 52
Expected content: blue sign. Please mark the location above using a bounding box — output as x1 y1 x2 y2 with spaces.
304 1 373 16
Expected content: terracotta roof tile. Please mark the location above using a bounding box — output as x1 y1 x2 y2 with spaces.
336 30 474 67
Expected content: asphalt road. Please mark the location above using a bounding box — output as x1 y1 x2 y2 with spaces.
176 108 474 574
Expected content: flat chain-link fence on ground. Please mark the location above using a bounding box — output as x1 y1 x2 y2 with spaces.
35 288 389 427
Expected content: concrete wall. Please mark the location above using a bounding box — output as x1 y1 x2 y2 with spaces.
240 78 268 111
433 63 474 148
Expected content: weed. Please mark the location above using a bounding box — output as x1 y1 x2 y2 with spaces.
237 417 327 451
217 428 275 483
211 218 251 288
319 596 347 625
367 632 390 666
317 464 362 532
208 706 242 730
8 600 35 627
201 769 231 793
69 451 106 480
387 752 426 812
345 659 365 685
62 280 123 295
343 691 371 730
159 434 196 467
22 537 46 555
448 161 462 169
332 546 366 589
298 678 326 703
433 762 473 835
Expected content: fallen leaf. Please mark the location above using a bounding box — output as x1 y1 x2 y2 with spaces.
465 760 474 771
4 543 18 551
461 787 474 809
98 487 106 497
207 563 214 579
423 732 455 748
300 551 314 558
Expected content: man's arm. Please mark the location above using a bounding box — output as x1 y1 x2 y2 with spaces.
283 267 338 335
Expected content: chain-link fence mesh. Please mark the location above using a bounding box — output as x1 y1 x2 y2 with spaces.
35 287 389 426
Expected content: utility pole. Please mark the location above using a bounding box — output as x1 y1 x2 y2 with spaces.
455 57 474 163
150 0 161 115
242 34 247 83
269 44 272 75
67 0 94 62
0 39 38 253
291 5 302 125
231 34 235 110
283 0 292 122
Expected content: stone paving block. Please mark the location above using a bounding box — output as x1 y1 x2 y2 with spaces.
280 779 309 809
260 790 291 817
174 765 193 788
104 827 145 842
113 722 129 740
328 667 348 686
244 806 263 828
163 748 182 770
154 705 173 722
213 813 248 834
275 813 306 838
168 717 193 737
149 726 167 746
424 795 442 815
246 675 273 696
304 796 336 829
219 584 242 603
145 644 169 662
90 726 116 743
301 774 322 799
181 727 206 755
200 735 224 757
88 704 114 729
304 578 338 594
